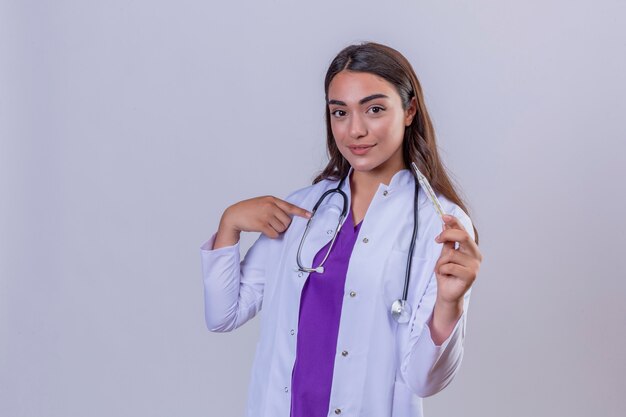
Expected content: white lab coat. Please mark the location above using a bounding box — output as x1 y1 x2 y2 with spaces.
200 166 475 417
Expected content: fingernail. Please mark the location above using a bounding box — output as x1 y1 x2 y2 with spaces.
434 234 440 242
306 212 312 218
443 215 452 221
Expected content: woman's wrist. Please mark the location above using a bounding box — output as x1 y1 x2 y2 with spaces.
429 297 464 346
213 211 241 250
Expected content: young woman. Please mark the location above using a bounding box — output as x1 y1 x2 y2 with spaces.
201 41 482 417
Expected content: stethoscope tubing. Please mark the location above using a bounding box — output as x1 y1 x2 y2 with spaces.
296 167 420 323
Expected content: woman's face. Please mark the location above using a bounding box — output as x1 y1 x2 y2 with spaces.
327 70 416 177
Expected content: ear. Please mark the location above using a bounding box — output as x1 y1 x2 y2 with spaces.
404 96 418 127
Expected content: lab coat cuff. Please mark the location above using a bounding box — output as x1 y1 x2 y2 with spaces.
403 310 466 397
418 309 466 362
200 231 241 254
200 231 242 277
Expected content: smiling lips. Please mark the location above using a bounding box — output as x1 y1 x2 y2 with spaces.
348 144 375 155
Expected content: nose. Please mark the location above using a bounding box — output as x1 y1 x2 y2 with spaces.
349 113 367 139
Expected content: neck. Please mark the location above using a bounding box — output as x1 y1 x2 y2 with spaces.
349 163 407 194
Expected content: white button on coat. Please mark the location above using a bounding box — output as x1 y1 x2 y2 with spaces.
200 167 475 417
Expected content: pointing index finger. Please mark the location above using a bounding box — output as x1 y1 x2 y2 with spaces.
275 198 312 219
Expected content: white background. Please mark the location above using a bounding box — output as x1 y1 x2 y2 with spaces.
1 1 625 416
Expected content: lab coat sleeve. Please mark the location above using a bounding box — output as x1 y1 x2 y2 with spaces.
200 233 262 332
401 207 476 398
200 193 295 333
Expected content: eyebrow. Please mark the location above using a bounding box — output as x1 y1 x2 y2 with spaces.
327 93 389 106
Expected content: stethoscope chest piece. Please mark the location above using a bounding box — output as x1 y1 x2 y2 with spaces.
390 299 412 324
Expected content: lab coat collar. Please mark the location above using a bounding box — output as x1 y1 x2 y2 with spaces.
336 165 428 208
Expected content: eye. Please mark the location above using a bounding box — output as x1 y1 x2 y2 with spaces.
330 109 346 118
368 105 385 114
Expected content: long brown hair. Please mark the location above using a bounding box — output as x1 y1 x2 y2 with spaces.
313 41 479 245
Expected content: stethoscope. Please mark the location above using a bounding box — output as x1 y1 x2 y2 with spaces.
296 166 420 324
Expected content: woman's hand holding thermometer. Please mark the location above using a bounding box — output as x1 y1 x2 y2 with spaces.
411 162 482 345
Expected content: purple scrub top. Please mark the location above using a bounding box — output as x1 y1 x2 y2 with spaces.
290 208 363 417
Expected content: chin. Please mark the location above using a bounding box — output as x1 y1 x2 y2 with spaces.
349 160 380 172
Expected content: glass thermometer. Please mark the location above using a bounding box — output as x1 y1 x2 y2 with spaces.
411 161 447 222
